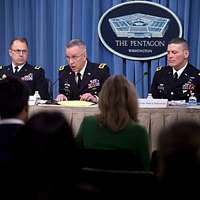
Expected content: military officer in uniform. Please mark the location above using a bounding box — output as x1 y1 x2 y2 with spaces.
151 38 200 101
0 37 50 100
56 39 110 103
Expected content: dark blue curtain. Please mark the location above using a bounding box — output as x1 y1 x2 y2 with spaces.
0 0 200 97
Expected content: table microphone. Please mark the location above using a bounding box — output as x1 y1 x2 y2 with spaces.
51 67 67 88
45 65 67 104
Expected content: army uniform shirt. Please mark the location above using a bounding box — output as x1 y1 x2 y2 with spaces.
151 63 200 101
58 60 110 100
0 63 50 100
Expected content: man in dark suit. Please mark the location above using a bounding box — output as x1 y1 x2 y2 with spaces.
56 39 110 103
0 77 29 197
151 38 200 101
0 36 50 100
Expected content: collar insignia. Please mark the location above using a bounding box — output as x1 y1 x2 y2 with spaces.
34 65 41 70
59 65 65 71
98 63 107 69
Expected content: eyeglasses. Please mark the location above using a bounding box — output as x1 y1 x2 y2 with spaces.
65 50 85 61
11 49 28 55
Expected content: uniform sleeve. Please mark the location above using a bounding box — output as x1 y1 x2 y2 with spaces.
95 63 110 96
34 67 50 100
101 64 110 84
0 65 5 79
58 65 68 97
151 71 160 98
194 72 200 101
58 70 65 95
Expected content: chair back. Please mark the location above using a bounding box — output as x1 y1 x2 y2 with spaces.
80 149 144 171
80 167 157 197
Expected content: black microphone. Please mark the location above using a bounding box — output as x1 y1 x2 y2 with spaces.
51 65 67 88
45 65 67 104
134 72 148 86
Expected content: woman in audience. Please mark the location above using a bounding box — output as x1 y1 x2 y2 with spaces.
76 74 150 170
16 111 80 199
157 120 200 196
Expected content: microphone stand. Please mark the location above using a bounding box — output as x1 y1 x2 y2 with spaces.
45 65 67 104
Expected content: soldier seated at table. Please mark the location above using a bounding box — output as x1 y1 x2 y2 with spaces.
56 39 110 103
0 36 50 100
151 37 200 102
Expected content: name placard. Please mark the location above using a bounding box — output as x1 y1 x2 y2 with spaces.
139 98 168 108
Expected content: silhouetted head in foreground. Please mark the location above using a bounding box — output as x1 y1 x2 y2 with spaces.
17 111 80 199
157 120 200 195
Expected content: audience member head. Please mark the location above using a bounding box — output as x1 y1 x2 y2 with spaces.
9 36 29 66
16 111 80 198
0 77 29 121
65 39 87 73
167 37 189 70
157 120 200 185
97 74 138 132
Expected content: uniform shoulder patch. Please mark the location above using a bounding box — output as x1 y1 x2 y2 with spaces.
156 66 162 72
59 65 65 71
34 65 41 70
98 63 107 69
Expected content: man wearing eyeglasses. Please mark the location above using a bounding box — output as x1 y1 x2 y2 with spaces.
0 36 50 100
56 39 110 103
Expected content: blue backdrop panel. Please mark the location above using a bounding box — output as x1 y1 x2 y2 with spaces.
0 0 199 97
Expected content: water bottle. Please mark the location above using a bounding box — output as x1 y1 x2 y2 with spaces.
34 91 41 105
147 93 153 99
146 93 153 105
188 93 197 105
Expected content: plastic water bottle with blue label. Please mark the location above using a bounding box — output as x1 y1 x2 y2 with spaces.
188 92 197 105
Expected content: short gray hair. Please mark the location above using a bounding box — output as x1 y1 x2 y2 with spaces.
66 39 86 49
